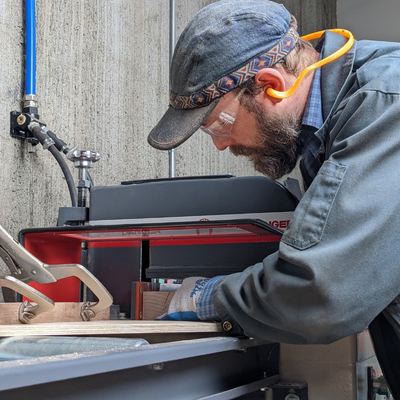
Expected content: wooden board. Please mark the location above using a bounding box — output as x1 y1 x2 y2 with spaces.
142 291 175 320
0 302 110 325
0 297 222 339
0 320 222 337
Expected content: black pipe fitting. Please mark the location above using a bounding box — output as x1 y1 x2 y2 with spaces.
29 123 54 148
43 128 69 154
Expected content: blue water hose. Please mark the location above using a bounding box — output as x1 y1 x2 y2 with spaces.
24 0 79 208
25 0 36 96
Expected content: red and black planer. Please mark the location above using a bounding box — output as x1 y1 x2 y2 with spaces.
19 175 298 317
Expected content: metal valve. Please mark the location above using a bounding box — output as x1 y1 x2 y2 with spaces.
66 147 100 208
66 148 100 168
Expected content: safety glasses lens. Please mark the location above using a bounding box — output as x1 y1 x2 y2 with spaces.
200 88 245 138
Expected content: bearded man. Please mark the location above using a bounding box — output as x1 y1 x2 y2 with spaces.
148 0 400 395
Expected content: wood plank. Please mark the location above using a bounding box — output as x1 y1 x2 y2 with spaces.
0 320 222 337
142 291 175 320
0 303 110 325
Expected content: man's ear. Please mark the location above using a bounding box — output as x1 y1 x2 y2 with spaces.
255 68 286 104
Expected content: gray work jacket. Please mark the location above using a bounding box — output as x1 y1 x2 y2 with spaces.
213 31 400 345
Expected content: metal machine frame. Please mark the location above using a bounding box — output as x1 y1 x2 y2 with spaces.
0 337 279 400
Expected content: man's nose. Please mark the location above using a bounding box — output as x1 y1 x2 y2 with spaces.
211 136 235 151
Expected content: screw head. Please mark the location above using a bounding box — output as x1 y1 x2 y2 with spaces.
151 363 164 371
222 321 233 331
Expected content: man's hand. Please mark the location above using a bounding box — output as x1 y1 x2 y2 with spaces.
157 277 210 321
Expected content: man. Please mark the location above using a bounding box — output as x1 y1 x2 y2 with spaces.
148 0 400 395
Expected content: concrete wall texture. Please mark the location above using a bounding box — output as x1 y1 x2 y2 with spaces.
338 0 400 42
0 0 335 239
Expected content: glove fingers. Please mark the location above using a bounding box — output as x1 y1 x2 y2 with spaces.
155 277 209 320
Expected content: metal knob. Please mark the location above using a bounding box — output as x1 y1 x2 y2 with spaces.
67 147 100 168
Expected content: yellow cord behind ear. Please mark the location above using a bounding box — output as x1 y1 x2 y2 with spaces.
267 29 354 99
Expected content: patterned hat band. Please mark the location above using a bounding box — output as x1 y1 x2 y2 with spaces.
170 23 299 110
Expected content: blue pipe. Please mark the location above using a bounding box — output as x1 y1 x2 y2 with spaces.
25 0 36 95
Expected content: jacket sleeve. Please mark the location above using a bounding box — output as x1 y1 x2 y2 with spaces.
213 77 400 345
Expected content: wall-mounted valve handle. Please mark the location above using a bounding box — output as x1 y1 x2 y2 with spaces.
66 148 100 208
67 148 100 168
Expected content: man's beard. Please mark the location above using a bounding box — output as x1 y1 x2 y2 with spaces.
230 98 302 180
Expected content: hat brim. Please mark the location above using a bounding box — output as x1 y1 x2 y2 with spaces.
147 100 219 150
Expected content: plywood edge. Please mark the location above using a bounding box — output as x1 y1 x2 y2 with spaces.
0 320 222 337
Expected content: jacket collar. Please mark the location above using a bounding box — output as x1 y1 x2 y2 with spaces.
316 30 356 144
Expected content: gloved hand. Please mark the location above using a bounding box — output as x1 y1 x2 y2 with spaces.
157 277 209 321
156 276 224 321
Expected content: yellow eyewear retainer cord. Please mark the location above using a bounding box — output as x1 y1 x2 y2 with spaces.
267 29 354 99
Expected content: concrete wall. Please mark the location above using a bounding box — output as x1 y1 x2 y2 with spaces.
0 0 335 251
338 0 399 41
1 0 219 237
281 0 336 35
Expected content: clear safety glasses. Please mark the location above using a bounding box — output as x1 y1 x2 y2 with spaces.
200 87 246 138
